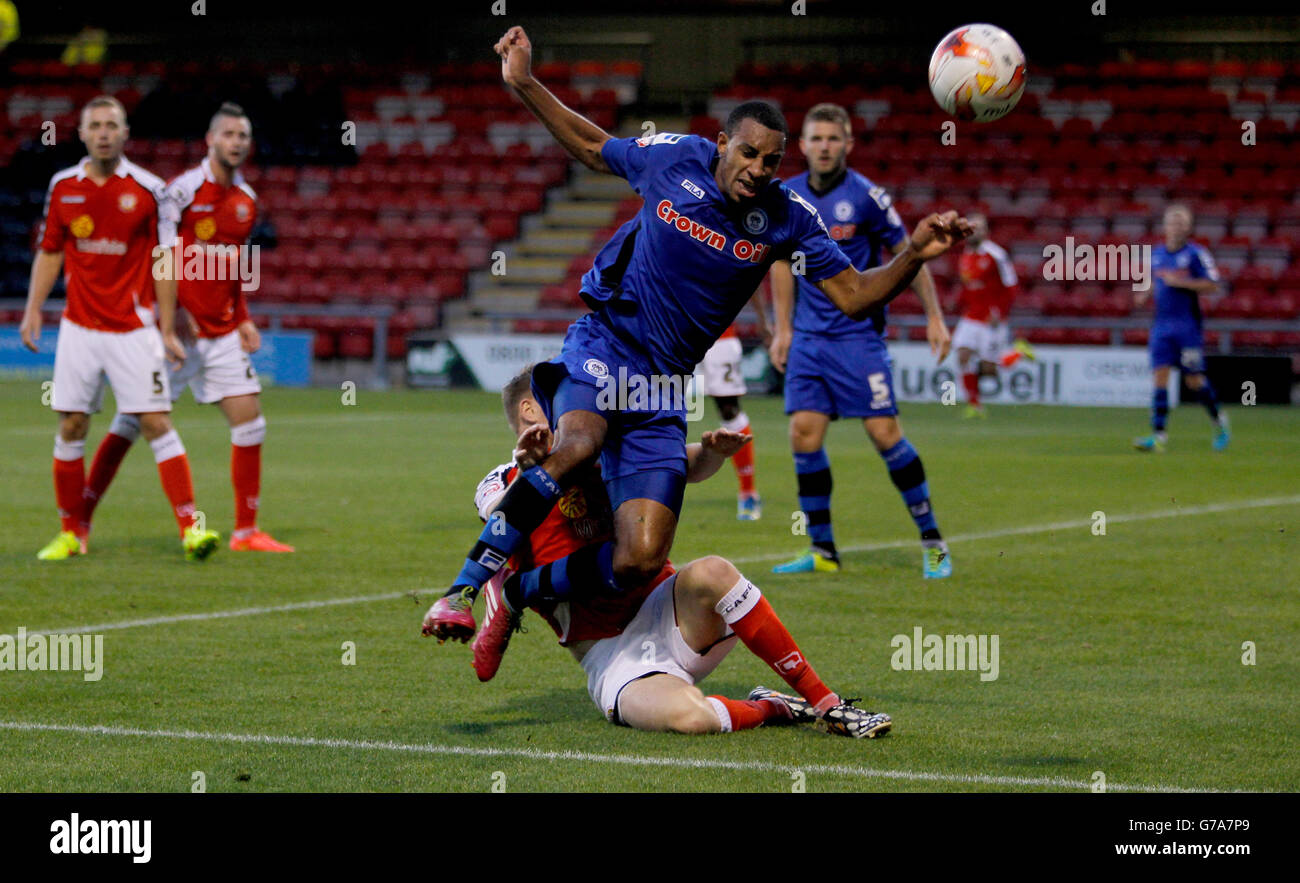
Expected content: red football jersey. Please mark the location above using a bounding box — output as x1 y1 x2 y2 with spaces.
956 240 1018 322
474 461 668 645
161 158 257 338
38 157 166 332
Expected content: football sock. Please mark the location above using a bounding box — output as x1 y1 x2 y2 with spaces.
962 371 980 406
794 449 836 560
1152 387 1169 432
1196 382 1220 422
230 416 266 534
501 539 620 612
705 696 789 732
880 438 940 537
722 413 756 497
150 430 197 536
717 576 837 714
450 464 562 597
52 435 86 535
82 413 140 530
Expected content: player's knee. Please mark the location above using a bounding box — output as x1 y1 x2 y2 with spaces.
58 413 89 441
680 555 739 605
1186 373 1205 390
137 412 172 440
667 690 718 735
231 414 267 447
108 413 141 442
612 543 668 587
714 397 740 422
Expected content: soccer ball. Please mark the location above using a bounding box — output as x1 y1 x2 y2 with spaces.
928 24 1027 123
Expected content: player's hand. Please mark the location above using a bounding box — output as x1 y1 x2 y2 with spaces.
768 329 791 373
495 26 533 89
237 320 261 354
926 315 952 363
700 428 751 458
513 422 552 469
175 309 198 344
909 211 971 261
19 310 41 352
162 330 186 366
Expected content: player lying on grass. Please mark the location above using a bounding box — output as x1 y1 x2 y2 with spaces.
432 25 971 642
422 370 891 738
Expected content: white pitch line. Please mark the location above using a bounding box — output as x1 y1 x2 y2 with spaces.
730 494 1300 564
0 720 1217 793
25 591 437 637
18 494 1298 638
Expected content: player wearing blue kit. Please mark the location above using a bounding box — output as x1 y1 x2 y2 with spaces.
768 104 954 579
1134 204 1229 453
425 27 972 642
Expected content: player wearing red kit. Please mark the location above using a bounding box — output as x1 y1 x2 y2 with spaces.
81 103 293 552
422 369 892 738
951 213 1033 417
21 96 220 561
693 316 764 521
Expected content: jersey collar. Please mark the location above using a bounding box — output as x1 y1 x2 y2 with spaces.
201 156 245 188
75 156 130 180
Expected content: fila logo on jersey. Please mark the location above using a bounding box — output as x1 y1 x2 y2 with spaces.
680 178 705 199
775 651 804 673
583 358 609 379
656 200 770 263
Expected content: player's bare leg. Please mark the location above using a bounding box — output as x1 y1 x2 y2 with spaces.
138 411 219 560
621 555 890 736
611 497 677 587
957 346 985 418
773 410 839 573
39 411 91 560
220 393 293 551
864 415 950 579
430 407 607 642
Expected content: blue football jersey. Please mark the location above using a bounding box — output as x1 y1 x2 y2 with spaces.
579 133 853 376
783 169 908 338
1152 242 1220 329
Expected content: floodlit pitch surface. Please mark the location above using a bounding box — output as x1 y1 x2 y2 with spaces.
1 382 1296 792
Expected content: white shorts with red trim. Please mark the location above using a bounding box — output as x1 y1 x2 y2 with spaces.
51 318 172 414
170 329 261 405
694 335 746 398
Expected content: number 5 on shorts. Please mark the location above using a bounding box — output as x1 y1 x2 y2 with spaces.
152 371 163 395
868 371 891 408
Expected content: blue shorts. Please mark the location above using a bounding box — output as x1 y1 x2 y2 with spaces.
531 314 688 516
1150 325 1205 373
784 331 898 419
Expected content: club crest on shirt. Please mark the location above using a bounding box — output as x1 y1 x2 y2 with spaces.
743 208 768 235
583 358 609 379
194 217 217 241
70 214 95 238
235 203 251 222
557 486 588 519
833 200 854 221
117 192 137 213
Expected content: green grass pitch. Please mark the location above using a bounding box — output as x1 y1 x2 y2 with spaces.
1 379 1296 792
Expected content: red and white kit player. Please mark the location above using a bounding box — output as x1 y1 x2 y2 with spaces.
693 301 766 521
82 102 293 552
421 369 891 739
21 95 220 561
951 213 1033 417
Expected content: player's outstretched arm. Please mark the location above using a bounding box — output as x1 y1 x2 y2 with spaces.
20 250 63 352
818 211 970 321
686 430 751 484
495 26 612 173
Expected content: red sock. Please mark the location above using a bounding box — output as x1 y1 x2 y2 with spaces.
83 432 135 529
730 420 756 497
962 371 980 406
999 350 1021 368
150 430 196 535
231 443 261 532
706 696 788 732
717 580 836 713
53 456 86 534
